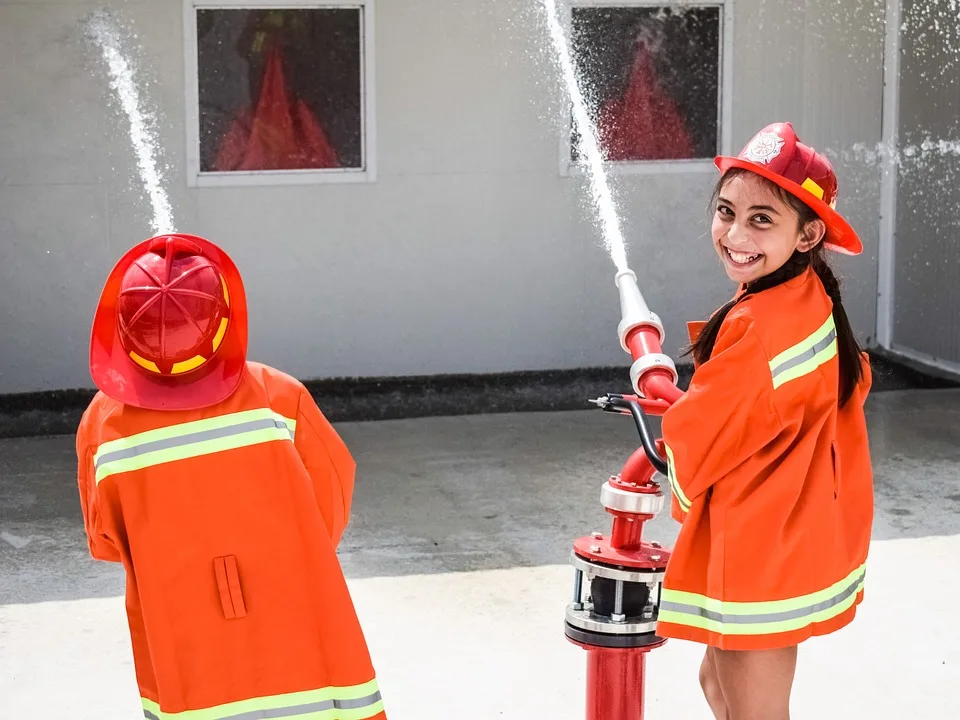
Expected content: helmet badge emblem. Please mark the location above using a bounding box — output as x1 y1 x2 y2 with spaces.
742 131 785 164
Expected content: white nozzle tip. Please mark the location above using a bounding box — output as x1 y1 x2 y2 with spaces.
614 269 637 287
614 266 665 350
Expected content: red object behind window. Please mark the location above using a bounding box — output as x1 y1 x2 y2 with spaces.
596 44 695 162
213 47 341 171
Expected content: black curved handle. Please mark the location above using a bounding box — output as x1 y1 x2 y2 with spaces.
607 395 668 476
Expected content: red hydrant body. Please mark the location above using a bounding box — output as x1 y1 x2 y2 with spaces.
565 294 682 720
585 646 656 720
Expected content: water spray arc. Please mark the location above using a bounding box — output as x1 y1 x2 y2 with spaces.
542 0 628 273
87 11 176 236
541 2 684 719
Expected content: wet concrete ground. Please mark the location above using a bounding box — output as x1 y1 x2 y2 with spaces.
2 389 959 718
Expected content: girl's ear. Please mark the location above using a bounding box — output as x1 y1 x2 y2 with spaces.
798 219 827 252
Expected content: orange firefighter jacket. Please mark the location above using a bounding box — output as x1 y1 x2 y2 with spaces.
657 268 874 650
76 362 386 719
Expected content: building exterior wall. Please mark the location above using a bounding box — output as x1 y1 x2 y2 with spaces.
0 0 886 394
891 0 960 371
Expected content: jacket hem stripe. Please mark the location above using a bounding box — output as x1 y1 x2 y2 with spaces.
141 681 382 720
660 564 865 636
657 591 862 649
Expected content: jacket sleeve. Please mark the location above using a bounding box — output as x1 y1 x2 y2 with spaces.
76 419 122 563
661 315 782 515
294 387 357 547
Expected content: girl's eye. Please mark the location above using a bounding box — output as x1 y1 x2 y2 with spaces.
717 205 733 217
753 214 772 224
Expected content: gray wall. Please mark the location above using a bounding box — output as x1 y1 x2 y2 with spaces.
893 0 960 368
0 0 886 394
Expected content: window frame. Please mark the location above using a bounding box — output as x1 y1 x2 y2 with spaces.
558 0 733 177
183 0 377 187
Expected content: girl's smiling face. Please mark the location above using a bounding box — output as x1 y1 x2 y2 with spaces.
711 171 825 284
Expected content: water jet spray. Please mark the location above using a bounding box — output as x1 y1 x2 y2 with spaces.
86 10 176 236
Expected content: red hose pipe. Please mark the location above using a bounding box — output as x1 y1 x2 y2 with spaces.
624 326 685 406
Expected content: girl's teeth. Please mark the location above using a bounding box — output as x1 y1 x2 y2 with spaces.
728 250 759 264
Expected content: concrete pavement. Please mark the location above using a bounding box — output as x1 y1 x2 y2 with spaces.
2 389 959 717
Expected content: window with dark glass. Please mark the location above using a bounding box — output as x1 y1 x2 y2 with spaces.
570 5 721 163
195 8 365 173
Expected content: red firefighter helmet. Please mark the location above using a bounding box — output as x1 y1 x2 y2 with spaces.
90 234 248 411
715 122 862 256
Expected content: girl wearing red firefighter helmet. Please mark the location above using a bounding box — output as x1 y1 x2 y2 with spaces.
656 123 873 719
76 233 387 720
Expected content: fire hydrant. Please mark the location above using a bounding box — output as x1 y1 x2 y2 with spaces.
564 269 683 720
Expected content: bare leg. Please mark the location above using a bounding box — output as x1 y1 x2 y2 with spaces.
713 646 798 720
699 647 728 719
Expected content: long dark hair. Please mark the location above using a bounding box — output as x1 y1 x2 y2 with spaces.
687 168 864 406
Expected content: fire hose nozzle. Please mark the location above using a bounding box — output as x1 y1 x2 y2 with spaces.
614 269 682 403
615 269 665 353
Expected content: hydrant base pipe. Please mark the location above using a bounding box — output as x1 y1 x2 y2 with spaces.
582 642 665 720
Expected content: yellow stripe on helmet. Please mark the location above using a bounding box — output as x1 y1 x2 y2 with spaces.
129 351 161 374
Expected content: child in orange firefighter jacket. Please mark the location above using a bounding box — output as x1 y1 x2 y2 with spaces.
76 233 386 720
655 123 873 718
